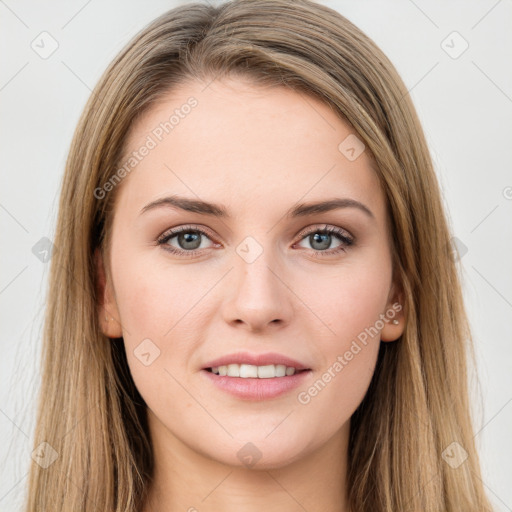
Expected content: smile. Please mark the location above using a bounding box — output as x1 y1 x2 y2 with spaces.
207 363 306 378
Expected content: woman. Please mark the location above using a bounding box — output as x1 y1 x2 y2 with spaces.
25 0 494 510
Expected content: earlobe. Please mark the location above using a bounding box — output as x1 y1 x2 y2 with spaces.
94 247 123 339
380 315 405 342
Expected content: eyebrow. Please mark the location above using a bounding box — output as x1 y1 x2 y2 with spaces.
140 195 375 220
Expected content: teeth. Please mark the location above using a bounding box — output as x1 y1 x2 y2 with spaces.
227 364 239 377
210 364 299 378
257 364 276 378
240 364 258 378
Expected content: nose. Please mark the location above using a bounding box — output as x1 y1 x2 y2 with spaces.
221 244 294 333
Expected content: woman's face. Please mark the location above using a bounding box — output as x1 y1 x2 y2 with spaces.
97 77 404 469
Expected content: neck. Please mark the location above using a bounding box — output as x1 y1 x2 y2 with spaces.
142 410 350 512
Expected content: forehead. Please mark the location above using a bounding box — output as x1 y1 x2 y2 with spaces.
116 77 387 227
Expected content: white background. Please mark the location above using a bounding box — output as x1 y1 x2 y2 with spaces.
1 0 511 510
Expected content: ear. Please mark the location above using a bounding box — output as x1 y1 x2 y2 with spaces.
380 281 406 343
94 247 123 339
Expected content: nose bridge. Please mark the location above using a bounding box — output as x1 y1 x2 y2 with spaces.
223 233 293 329
235 234 284 301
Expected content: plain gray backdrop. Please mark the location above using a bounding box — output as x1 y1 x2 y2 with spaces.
1 0 511 510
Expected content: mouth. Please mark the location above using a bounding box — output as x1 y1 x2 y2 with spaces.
204 364 310 378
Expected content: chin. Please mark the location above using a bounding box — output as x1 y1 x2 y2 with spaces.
206 436 312 471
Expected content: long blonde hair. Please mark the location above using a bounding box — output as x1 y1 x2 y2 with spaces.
25 0 494 510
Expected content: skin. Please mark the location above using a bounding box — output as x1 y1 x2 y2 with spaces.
95 76 405 512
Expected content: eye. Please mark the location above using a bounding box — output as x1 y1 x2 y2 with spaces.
294 224 354 257
157 223 354 259
157 225 218 257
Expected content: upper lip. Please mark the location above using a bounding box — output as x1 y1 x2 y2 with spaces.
202 351 311 371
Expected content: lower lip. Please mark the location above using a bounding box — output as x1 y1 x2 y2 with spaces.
200 369 312 400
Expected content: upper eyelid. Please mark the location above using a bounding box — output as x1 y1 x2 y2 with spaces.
158 224 217 242
296 224 352 239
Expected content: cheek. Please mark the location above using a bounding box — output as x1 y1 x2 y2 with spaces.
295 343 379 445
112 246 194 342
296 301 384 441
110 251 209 409
308 257 392 344
293 259 390 430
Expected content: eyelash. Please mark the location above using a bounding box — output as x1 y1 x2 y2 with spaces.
156 224 354 259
